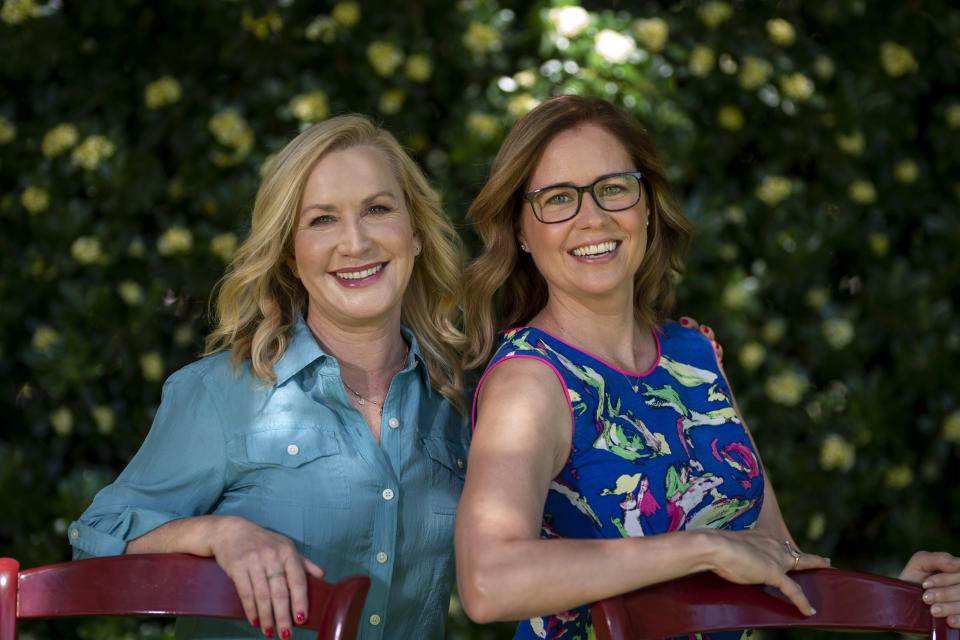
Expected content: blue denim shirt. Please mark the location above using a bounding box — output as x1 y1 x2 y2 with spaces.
68 318 469 640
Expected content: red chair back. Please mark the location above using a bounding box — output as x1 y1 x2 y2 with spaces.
590 568 959 640
0 554 369 640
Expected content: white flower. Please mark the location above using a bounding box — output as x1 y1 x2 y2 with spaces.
822 318 854 349
632 17 668 52
820 433 855 471
765 370 807 406
549 6 589 38
594 29 635 64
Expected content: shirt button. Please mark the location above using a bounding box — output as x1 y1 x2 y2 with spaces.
382 488 395 500
376 551 388 564
286 444 299 456
369 614 381 626
387 417 400 429
457 458 465 469
70 528 79 539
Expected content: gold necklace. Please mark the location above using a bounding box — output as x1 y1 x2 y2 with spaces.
341 346 409 416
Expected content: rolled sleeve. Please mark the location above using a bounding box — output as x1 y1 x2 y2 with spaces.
69 368 228 558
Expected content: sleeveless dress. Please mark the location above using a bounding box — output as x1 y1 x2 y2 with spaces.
473 323 764 640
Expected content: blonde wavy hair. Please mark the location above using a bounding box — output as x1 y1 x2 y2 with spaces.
464 96 695 369
206 114 466 413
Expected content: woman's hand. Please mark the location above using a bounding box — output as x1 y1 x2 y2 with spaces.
678 316 723 362
705 529 831 616
209 516 325 639
900 550 960 628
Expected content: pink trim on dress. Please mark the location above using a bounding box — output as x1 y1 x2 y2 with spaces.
500 325 663 377
471 353 576 437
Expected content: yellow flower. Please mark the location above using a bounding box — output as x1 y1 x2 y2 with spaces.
765 370 807 407
209 108 253 166
71 135 116 170
884 465 913 489
738 342 766 372
210 232 238 262
822 318 854 349
717 105 744 131
738 56 773 90
0 114 15 144
848 179 877 205
943 410 960 444
632 17 668 52
367 41 404 76
379 89 405 115
507 93 539 119
721 277 755 310
71 236 106 265
466 112 500 140
241 10 282 40
21 185 50 214
807 512 826 541
174 324 195 348
1 0 39 25
868 232 889 257
780 73 814 101
594 29 635 64
140 351 164 382
805 286 829 309
549 6 589 38
946 104 960 129
762 318 786 343
765 18 796 46
331 1 360 27
305 15 336 42
462 22 500 55
820 433 855 471
404 54 434 83
157 226 193 255
894 158 919 184
755 175 792 206
514 69 537 88
50 407 74 437
880 41 917 77
697 1 732 29
91 405 115 435
42 123 79 158
144 76 182 109
32 325 60 353
835 131 865 155
117 280 144 305
814 55 835 80
688 45 716 78
289 90 329 123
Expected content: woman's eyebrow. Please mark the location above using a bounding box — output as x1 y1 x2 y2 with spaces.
300 190 398 215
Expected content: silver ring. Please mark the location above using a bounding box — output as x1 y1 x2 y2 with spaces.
267 571 286 580
783 540 801 559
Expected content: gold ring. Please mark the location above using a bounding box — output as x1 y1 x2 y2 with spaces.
267 571 286 580
793 555 801 571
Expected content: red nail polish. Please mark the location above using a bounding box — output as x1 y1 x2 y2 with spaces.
281 629 291 639
296 612 305 624
252 618 260 628
680 318 689 326
701 325 711 334
265 627 274 638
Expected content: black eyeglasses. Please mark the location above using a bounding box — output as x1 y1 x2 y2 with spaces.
524 171 645 224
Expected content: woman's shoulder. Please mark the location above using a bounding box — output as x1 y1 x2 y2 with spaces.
162 350 254 395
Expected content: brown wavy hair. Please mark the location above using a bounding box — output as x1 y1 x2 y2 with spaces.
463 95 694 369
206 114 466 413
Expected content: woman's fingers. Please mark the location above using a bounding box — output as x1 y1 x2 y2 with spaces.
772 572 817 616
230 569 260 629
267 565 294 639
252 567 280 638
795 552 831 571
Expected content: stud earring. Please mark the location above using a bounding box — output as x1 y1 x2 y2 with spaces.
645 219 650 227
520 243 529 252
414 244 421 255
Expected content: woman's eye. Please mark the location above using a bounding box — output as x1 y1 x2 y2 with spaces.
544 192 572 206
308 214 334 227
366 204 391 215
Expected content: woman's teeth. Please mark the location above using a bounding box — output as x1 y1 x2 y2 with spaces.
572 241 618 257
336 264 383 280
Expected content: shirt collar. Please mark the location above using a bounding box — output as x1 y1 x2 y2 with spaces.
273 316 432 394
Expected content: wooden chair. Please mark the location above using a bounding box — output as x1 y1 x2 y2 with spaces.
590 568 960 640
0 553 370 640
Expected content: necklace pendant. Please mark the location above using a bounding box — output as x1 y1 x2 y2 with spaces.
358 397 365 405
631 385 639 393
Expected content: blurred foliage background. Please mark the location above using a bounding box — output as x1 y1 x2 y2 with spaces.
2 0 958 638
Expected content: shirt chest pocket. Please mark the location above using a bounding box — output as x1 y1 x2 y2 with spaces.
421 437 467 515
241 427 350 509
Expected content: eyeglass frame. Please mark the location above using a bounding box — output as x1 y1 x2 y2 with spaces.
523 171 646 224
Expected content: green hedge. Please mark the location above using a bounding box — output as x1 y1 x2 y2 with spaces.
2 1 958 638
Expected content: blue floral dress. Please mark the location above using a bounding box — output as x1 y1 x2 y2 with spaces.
473 323 764 640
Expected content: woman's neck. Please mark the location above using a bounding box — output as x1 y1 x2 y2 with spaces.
529 295 655 374
304 312 409 391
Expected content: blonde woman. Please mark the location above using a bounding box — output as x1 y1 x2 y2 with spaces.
455 95 960 640
70 114 469 640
